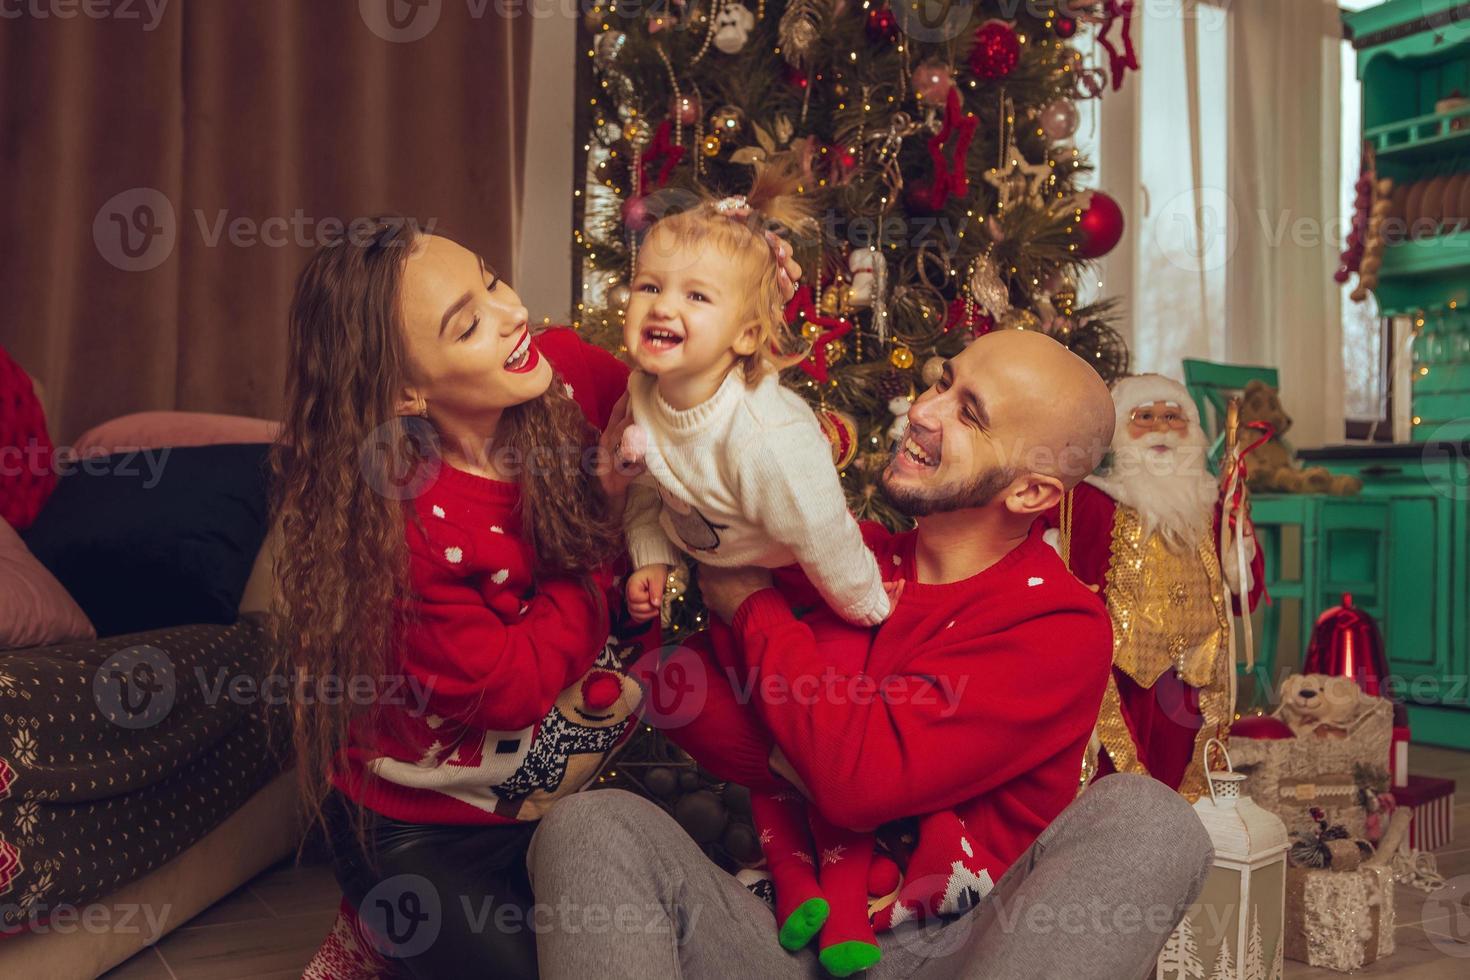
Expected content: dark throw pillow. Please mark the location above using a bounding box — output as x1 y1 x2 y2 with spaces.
22 443 272 636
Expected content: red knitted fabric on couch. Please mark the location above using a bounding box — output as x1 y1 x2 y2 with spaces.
0 346 57 531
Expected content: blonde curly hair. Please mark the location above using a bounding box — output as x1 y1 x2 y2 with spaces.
637 154 820 378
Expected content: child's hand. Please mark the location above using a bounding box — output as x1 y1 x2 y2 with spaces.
626 563 670 623
883 578 906 613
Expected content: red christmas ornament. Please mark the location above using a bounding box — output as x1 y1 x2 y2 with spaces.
782 63 810 89
1072 190 1125 259
1054 15 1078 38
671 93 700 125
1303 593 1393 698
968 20 1020 80
865 6 899 44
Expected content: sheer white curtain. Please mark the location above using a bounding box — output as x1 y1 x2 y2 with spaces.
1095 0 1345 446
1227 0 1345 446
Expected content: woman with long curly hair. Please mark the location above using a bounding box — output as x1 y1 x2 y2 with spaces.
270 218 654 979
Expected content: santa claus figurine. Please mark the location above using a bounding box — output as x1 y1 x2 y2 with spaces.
1044 374 1264 802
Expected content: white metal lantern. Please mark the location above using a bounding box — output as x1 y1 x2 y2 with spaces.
1158 739 1289 980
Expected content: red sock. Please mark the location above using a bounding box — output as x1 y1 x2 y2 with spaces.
809 810 881 976
872 810 996 931
751 789 828 950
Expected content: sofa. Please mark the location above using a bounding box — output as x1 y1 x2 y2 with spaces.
0 380 304 978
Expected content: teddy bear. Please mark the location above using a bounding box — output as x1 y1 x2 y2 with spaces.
1237 380 1362 495
1276 673 1369 738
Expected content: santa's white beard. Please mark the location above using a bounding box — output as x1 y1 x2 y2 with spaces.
1088 430 1218 553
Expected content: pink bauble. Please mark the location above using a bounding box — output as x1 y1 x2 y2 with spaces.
622 195 652 232
911 60 954 104
1073 191 1125 259
1040 98 1079 141
671 93 700 126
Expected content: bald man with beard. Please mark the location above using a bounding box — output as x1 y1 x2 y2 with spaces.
527 332 1215 980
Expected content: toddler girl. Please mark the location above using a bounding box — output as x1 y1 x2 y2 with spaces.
618 159 891 628
618 160 897 976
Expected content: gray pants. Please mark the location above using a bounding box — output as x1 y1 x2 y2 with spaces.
526 774 1213 979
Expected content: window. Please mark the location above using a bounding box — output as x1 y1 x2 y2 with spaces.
1128 0 1231 376
1340 1 1389 431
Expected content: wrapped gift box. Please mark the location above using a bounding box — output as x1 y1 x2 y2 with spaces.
1284 865 1396 972
1394 775 1455 852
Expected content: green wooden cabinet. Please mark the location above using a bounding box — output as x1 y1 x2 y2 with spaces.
1299 442 1470 748
1344 2 1470 437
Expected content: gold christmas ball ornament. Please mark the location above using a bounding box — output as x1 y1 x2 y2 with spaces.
921 355 945 387
622 118 652 149
824 339 848 367
709 105 744 135
890 346 915 370
701 134 722 157
801 320 822 341
820 283 850 315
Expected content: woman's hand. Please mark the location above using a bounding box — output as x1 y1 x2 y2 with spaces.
626 563 670 623
597 393 645 501
699 565 774 624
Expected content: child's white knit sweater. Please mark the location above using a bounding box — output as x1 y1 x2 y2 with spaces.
623 367 890 626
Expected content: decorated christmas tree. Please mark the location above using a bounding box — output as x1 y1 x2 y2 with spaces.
574 0 1135 533
577 0 1138 850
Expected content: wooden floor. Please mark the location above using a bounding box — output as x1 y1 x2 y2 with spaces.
102 745 1470 979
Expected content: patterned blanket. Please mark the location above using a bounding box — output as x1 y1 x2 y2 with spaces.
0 615 288 933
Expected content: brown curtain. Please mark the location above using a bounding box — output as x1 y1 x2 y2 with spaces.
0 0 533 443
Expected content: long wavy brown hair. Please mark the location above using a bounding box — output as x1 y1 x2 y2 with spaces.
268 218 619 855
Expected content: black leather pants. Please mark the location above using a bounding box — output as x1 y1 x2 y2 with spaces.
324 791 540 980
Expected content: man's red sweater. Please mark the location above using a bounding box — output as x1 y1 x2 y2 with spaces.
333 329 654 826
737 521 1111 876
669 520 1113 884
